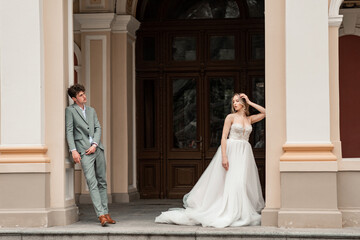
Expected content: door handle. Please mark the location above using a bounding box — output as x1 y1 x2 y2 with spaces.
194 136 203 151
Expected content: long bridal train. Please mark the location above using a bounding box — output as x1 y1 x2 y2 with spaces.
155 123 265 228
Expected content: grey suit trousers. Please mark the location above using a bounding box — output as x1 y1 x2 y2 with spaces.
81 148 108 217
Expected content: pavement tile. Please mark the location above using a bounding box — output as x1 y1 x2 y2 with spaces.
0 236 21 240
1 200 360 239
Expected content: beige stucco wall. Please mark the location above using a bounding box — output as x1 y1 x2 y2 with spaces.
74 34 81 50
261 0 285 226
329 20 342 161
111 33 130 195
0 0 78 227
0 173 50 209
281 172 338 209
43 0 78 223
76 30 112 202
44 0 70 209
79 0 114 13
72 12 139 203
338 171 360 227
127 36 135 187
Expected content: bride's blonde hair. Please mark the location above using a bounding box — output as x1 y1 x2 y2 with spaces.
231 93 249 116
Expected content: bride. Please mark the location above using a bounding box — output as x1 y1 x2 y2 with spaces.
155 93 265 228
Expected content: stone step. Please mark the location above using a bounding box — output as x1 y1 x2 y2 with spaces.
1 201 360 239
1 226 360 240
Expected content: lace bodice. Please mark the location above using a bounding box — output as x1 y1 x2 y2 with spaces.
228 123 252 141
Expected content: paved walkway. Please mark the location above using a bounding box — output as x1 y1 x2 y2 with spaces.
1 200 360 239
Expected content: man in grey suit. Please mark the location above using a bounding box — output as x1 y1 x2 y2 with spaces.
66 84 116 226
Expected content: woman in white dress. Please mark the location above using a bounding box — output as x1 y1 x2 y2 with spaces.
155 93 265 228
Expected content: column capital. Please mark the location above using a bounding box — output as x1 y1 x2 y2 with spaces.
111 15 140 38
329 15 343 27
328 0 344 27
73 13 115 32
339 8 360 36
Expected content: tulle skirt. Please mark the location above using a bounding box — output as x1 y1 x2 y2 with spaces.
155 139 265 228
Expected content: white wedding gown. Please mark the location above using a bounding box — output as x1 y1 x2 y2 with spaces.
155 123 265 228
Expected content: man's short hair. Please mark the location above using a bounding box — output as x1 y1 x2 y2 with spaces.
68 84 85 98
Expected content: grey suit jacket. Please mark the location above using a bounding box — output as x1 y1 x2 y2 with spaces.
65 104 104 155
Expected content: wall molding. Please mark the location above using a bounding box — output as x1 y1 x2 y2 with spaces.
0 162 50 173
111 15 140 38
0 146 50 163
73 14 140 37
280 143 337 162
280 161 338 172
74 13 114 31
339 158 360 171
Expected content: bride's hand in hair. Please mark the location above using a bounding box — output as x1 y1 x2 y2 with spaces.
239 93 250 103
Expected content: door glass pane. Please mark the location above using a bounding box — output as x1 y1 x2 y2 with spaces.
251 76 265 149
251 34 265 60
210 36 235 60
143 80 156 148
168 0 240 19
209 77 234 147
172 37 197 61
143 37 156 61
246 0 264 18
173 78 197 149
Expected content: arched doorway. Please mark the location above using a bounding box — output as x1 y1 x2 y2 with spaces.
136 0 265 198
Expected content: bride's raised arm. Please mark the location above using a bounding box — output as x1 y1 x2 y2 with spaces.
239 93 265 124
221 114 233 171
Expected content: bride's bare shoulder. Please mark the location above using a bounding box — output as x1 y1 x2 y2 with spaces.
225 113 235 122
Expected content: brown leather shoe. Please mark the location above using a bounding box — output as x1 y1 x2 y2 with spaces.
105 213 116 224
98 215 108 226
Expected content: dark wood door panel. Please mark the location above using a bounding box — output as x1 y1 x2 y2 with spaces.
136 1 265 199
255 159 265 198
138 159 161 198
167 160 202 199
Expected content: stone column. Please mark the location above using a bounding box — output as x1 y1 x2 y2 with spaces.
278 0 341 228
0 0 78 227
73 13 114 204
111 15 140 202
261 0 285 226
334 4 360 228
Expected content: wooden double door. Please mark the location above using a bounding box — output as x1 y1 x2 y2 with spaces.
135 0 265 198
137 71 265 199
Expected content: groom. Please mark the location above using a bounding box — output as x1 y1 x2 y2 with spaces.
65 84 116 226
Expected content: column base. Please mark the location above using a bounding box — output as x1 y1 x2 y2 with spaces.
112 191 140 203
78 193 113 204
0 205 78 227
278 210 342 228
341 208 360 227
79 192 141 204
261 207 279 226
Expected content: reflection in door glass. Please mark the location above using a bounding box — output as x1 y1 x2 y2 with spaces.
246 0 264 18
251 76 265 148
168 0 240 19
251 34 265 60
173 78 197 149
210 36 235 61
172 37 197 61
210 77 234 147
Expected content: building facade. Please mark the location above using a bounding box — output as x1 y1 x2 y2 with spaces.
1 0 359 228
